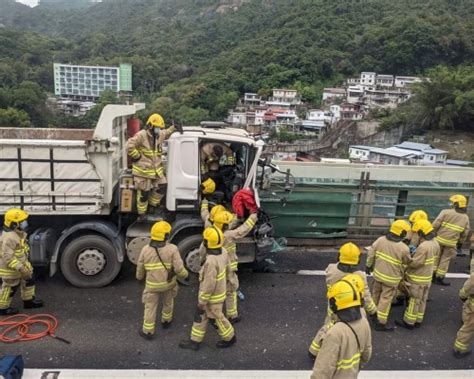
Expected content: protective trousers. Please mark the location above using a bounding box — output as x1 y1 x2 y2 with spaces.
0 278 35 309
142 286 178 334
454 300 473 353
190 303 234 343
134 177 164 214
225 271 239 319
403 284 430 325
434 245 456 279
372 280 396 325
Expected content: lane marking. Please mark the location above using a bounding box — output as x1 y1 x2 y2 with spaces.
297 270 469 279
22 369 474 379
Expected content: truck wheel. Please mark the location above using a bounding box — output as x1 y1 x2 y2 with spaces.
60 235 121 288
177 234 203 274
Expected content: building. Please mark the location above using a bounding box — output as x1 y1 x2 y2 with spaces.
369 147 422 165
394 76 421 88
244 93 262 106
330 105 341 123
364 88 410 109
227 110 247 126
53 63 132 100
265 89 302 108
322 88 346 103
347 86 364 104
340 103 363 121
394 141 448 164
56 99 96 117
376 74 394 87
360 72 376 86
349 145 373 160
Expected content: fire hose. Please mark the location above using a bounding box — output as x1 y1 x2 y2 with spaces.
0 314 70 344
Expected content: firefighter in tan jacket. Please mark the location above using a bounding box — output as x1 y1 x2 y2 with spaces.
200 142 235 175
432 194 470 286
309 243 377 358
127 113 175 217
453 255 474 358
136 221 188 339
395 219 439 329
179 227 236 351
366 220 412 331
0 208 43 315
213 210 257 323
311 275 372 379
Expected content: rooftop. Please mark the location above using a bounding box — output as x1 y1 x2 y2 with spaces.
395 141 447 154
370 147 422 158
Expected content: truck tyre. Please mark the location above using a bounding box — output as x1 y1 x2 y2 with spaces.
60 235 121 288
177 234 203 274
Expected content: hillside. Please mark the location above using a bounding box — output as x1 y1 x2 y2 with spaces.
0 0 473 126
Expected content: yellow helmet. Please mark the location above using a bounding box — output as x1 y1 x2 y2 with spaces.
203 226 224 249
201 178 216 195
412 219 434 237
213 211 234 229
342 273 365 295
327 277 362 313
450 194 467 209
209 204 226 222
4 208 28 228
389 219 411 237
338 242 361 265
150 221 172 241
146 113 165 129
408 210 428 224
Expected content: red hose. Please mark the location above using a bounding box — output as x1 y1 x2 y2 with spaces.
0 314 61 343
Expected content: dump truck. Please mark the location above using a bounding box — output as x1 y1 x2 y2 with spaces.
0 104 279 288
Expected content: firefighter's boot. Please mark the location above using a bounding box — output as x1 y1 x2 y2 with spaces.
395 319 414 330
453 349 472 359
373 320 394 332
24 298 44 309
138 330 154 340
216 335 236 348
435 277 451 286
162 321 172 329
0 307 19 316
179 339 200 351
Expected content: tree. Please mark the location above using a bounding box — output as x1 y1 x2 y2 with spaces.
0 107 31 127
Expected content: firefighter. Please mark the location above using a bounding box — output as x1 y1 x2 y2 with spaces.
432 194 470 286
311 276 372 379
309 242 377 358
393 209 429 307
366 219 412 331
213 210 258 323
0 208 43 315
136 221 188 339
127 113 175 218
395 219 439 329
453 255 474 358
200 142 235 175
179 227 235 351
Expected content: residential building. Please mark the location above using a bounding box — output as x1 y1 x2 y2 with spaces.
349 145 372 160
364 88 410 109
394 141 448 164
53 63 132 100
330 105 341 123
294 120 327 138
369 147 422 165
360 72 376 86
340 103 363 121
347 86 364 104
376 74 394 87
56 99 96 117
227 110 247 126
394 76 421 88
322 88 346 103
244 93 262 106
265 89 302 108
307 109 325 122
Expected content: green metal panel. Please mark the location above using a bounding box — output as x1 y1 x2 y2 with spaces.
260 190 352 238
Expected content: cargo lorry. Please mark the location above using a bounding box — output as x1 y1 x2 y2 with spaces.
0 104 278 288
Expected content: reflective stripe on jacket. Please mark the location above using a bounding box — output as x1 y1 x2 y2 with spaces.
198 250 231 305
0 230 30 279
405 239 439 285
432 208 470 247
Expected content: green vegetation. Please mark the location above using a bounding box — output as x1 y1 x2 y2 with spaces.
378 65 474 132
0 0 473 128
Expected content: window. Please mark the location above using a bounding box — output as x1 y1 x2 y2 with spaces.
430 156 434 161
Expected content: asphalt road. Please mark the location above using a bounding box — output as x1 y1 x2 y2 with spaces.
0 250 472 371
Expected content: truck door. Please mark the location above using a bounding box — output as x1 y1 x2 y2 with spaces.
165 136 198 212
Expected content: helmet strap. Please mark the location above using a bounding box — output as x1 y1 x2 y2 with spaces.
206 247 222 256
337 263 356 273
387 233 403 242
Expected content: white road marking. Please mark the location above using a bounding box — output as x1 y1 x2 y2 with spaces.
22 369 474 379
297 270 469 279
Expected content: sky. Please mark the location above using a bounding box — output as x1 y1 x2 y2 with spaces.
16 0 39 7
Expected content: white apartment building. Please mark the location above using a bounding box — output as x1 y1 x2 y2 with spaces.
394 142 448 164
360 72 376 86
53 63 132 100
347 86 364 104
394 76 421 88
244 93 262 106
322 88 346 102
376 74 394 87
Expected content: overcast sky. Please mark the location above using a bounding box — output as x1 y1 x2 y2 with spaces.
16 0 39 7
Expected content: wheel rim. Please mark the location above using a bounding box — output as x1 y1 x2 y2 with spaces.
185 248 202 274
77 248 107 276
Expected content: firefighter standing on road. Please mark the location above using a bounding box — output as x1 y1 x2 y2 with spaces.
453 255 474 358
309 242 377 358
395 219 439 329
0 208 44 315
127 113 175 218
213 210 258 323
366 220 412 331
179 227 236 351
136 221 188 340
311 276 372 379
432 194 470 286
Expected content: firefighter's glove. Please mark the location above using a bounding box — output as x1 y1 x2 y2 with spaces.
409 245 416 255
132 154 141 162
365 266 373 275
20 266 33 279
459 289 468 302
